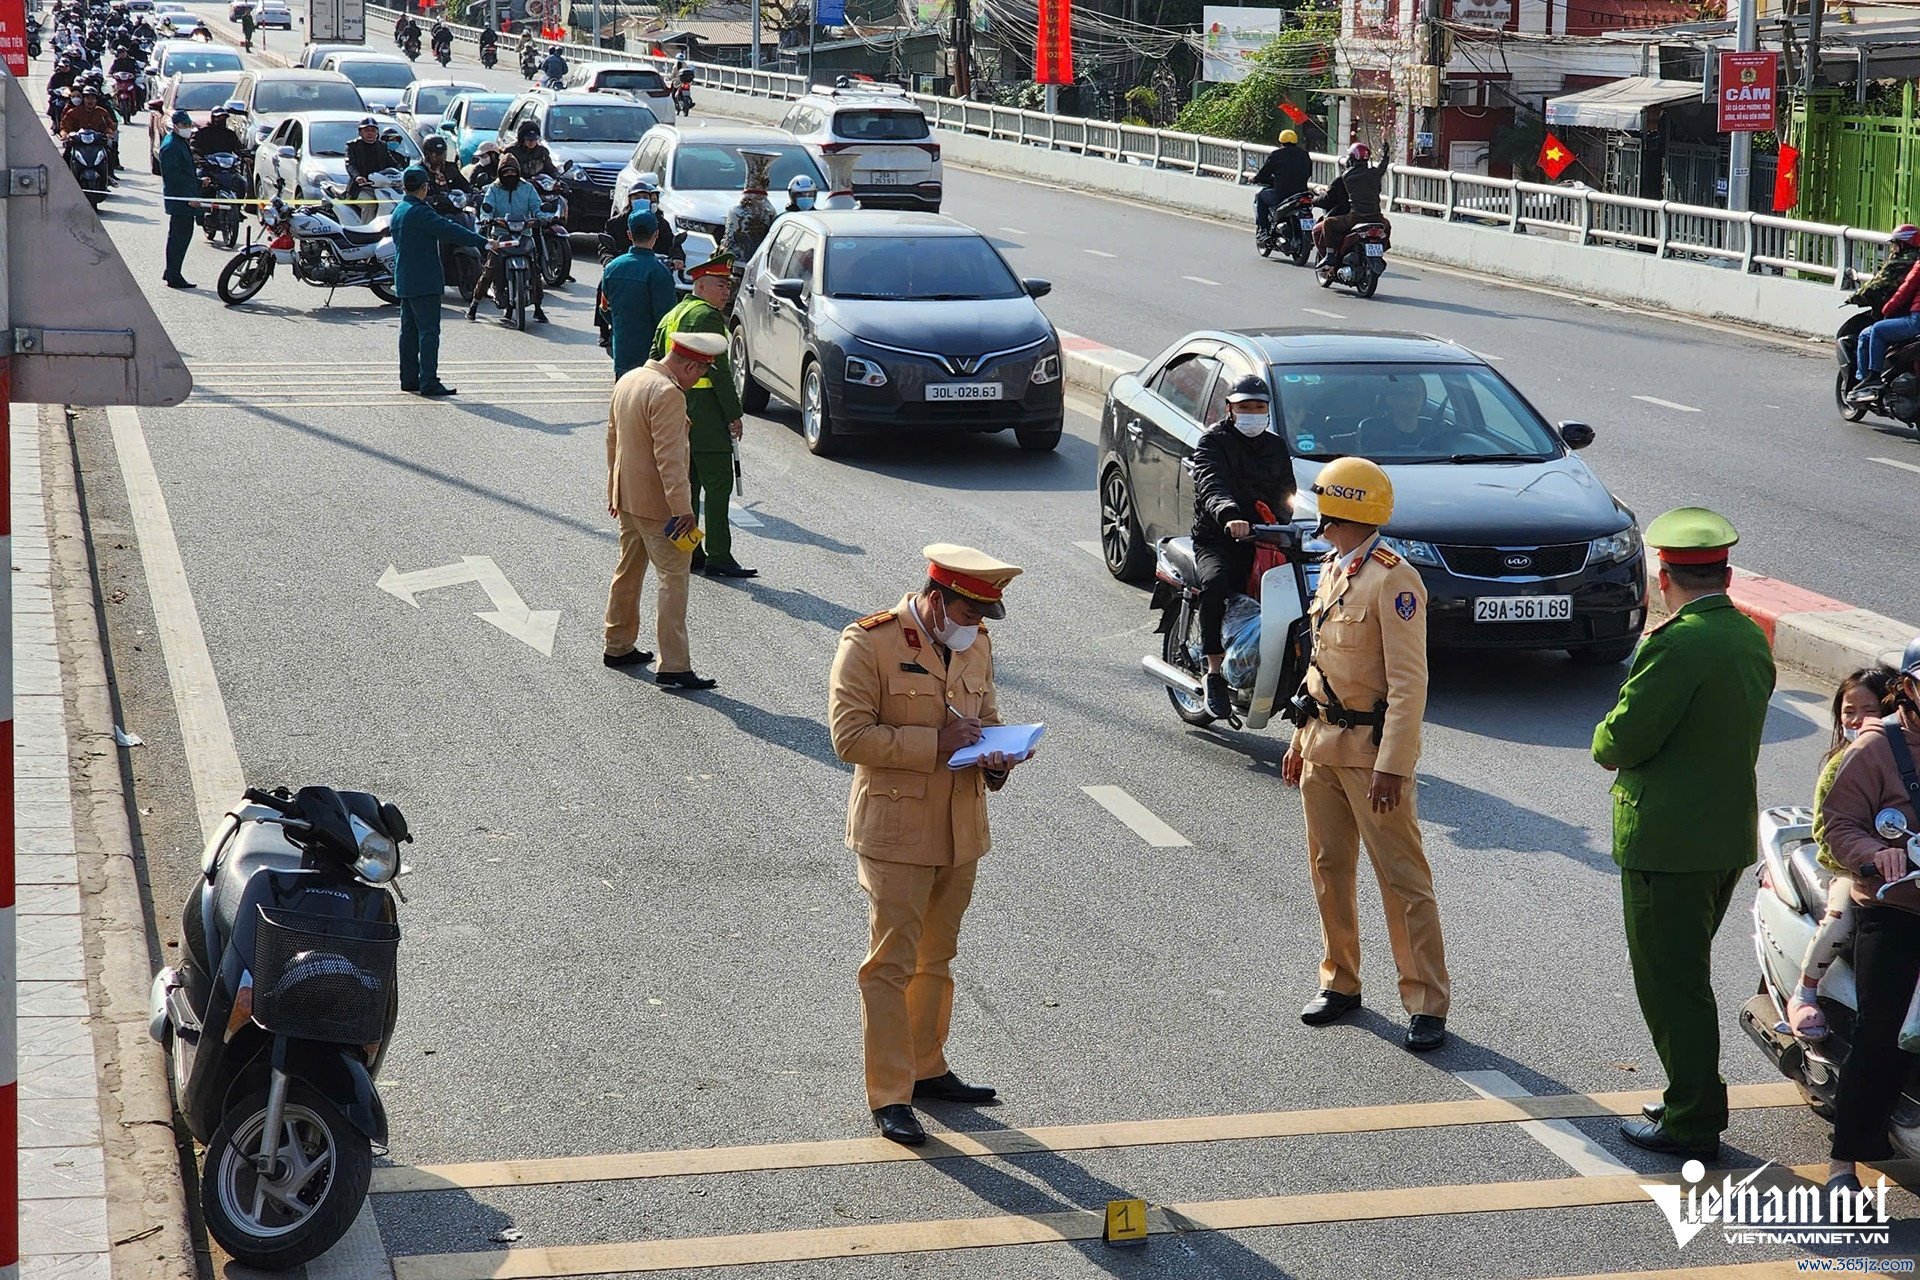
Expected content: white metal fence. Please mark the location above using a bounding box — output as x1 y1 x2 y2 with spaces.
375 3 1887 291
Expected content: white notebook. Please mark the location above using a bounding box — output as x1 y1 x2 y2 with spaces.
948 723 1046 770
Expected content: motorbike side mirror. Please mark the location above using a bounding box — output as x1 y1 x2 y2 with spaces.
223 99 246 115
276 144 295 158
770 277 805 302
1878 807 1915 841
1558 420 1594 450
1021 276 1052 299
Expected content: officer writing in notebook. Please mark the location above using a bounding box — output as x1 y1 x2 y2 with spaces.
828 544 1028 1147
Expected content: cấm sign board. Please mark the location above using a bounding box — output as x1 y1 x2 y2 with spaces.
1716 50 1777 132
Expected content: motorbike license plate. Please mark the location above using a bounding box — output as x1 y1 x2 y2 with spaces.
1299 213 1315 228
1474 596 1572 623
926 382 1003 401
1364 243 1386 256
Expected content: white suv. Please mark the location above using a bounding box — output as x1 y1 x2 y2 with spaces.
779 82 940 212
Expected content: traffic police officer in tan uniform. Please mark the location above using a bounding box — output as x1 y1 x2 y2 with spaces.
1281 457 1451 1052
828 545 1028 1145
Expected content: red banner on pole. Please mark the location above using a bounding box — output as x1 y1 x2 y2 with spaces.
1717 50 1778 132
1036 0 1073 85
0 0 27 78
1773 142 1800 211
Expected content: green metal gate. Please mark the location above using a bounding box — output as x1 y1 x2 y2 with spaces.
1793 84 1920 231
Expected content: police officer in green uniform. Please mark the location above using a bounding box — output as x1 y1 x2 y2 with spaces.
651 251 755 578
1592 507 1775 1159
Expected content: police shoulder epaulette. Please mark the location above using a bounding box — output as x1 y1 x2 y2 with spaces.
1370 546 1402 569
854 610 896 631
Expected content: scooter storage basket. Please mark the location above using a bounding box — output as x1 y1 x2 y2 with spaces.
252 906 399 1044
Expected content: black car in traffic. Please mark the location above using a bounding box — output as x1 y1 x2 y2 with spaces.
1098 329 1648 663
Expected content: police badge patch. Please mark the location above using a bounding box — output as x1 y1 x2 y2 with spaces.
1395 591 1417 620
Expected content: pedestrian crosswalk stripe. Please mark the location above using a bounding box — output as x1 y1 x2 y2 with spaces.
370 1081 1803 1195
387 1161 1844 1279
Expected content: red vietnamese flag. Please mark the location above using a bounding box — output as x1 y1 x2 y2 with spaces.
1036 0 1073 85
1279 101 1308 125
1537 131 1574 180
1773 143 1800 211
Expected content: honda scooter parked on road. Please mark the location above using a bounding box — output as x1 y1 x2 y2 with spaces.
150 785 409 1269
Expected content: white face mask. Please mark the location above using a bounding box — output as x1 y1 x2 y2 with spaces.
1232 412 1270 437
1843 725 1862 742
927 597 978 652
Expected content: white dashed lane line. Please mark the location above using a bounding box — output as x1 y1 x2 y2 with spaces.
1084 249 1118 259
1082 786 1192 848
1183 275 1222 287
999 225 1029 236
1454 1071 1635 1178
1870 456 1920 477
1630 395 1700 413
728 503 764 528
1300 307 1346 321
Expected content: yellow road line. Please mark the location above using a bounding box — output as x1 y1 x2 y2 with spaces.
391 1161 1843 1280
372 1082 1804 1195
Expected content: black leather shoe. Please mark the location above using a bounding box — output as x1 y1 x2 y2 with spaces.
603 649 653 668
1619 1117 1718 1160
1300 990 1360 1026
704 560 759 579
419 384 458 398
399 385 420 394
689 550 706 574
1405 1014 1446 1052
1642 1102 1665 1123
913 1071 997 1105
533 308 549 323
1203 673 1231 719
655 670 718 690
872 1104 926 1146
164 278 195 289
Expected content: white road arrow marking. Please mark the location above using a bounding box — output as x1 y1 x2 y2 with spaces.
377 556 560 657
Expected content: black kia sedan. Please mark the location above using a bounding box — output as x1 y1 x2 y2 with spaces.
1097 329 1648 664
729 211 1064 457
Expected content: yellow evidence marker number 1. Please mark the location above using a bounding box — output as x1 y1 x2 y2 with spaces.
1104 1198 1148 1248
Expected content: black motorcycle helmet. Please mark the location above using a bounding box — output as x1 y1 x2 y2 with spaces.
422 133 448 157
516 120 541 143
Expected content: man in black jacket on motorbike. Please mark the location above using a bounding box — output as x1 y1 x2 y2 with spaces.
345 117 405 196
1314 143 1390 265
1190 374 1298 719
1252 129 1311 238
478 23 497 61
190 106 244 160
431 20 452 59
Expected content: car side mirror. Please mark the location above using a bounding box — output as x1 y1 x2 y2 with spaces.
1559 420 1594 450
224 100 247 115
770 278 805 302
277 144 296 158
1021 276 1051 299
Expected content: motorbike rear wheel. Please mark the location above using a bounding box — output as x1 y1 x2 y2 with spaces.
217 253 271 304
1836 367 1868 422
509 271 528 331
1290 234 1310 267
1256 232 1273 259
1354 257 1380 299
1162 613 1217 727
369 279 400 304
541 230 571 288
201 1083 372 1271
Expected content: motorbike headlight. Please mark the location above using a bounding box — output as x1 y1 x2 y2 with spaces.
1380 536 1444 569
348 814 400 883
844 355 887 387
1589 525 1641 565
1029 353 1061 385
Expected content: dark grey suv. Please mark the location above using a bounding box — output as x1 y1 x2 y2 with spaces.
1098 329 1649 663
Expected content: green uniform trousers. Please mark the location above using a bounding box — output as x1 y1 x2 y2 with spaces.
690 451 734 564
1621 865 1745 1145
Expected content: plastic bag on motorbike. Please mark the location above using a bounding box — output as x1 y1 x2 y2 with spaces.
1221 596 1261 690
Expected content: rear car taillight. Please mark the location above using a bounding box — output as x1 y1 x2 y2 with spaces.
915 142 940 159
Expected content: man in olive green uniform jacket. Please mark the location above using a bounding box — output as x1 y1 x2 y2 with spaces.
651 252 754 578
1592 507 1775 1159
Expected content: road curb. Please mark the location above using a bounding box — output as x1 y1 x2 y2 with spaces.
39 405 201 1280
1059 325 1916 689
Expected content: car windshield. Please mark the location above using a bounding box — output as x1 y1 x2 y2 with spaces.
671 143 821 190
411 84 465 116
255 81 366 113
462 100 508 130
832 108 929 141
308 120 422 160
175 79 238 109
543 103 655 142
336 61 416 90
824 234 1022 301
164 49 241 73
592 69 665 93
1268 363 1562 464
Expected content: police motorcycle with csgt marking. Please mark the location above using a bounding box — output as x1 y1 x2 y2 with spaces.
1142 512 1319 731
149 785 409 1269
216 195 401 306
1746 796 1920 1140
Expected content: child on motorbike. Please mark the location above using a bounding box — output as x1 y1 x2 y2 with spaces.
1793 665 1899 1039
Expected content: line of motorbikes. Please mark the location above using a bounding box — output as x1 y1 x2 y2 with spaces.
42 0 161 208
1252 186 1390 300
1834 287 1920 440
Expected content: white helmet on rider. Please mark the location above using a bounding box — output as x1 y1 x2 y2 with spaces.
634 171 661 197
787 174 817 210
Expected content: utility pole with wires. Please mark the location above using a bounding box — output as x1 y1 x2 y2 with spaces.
1728 0 1757 211
954 0 972 95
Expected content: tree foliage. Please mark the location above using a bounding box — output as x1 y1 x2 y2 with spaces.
1170 8 1334 143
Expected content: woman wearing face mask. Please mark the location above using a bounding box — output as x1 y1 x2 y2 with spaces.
1189 374 1298 720
1790 666 1898 1039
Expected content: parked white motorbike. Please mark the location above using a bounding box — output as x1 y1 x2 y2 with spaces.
217 197 399 306
325 167 404 228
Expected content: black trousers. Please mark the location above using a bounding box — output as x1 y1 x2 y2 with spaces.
1832 905 1920 1162
1194 537 1252 657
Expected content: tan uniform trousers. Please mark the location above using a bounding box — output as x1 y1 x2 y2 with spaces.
856 854 978 1110
1301 760 1449 1017
603 512 690 669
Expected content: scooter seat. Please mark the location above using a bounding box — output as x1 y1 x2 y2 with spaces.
1156 536 1199 587
334 221 390 244
212 820 305 936
1789 844 1835 915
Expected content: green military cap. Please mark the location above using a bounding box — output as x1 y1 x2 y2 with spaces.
687 250 734 281
1644 506 1739 566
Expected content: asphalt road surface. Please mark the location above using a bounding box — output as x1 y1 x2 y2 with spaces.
37 17 1920 1280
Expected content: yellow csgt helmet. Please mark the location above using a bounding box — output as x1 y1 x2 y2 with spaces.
1310 457 1394 525
1278 128 1299 144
